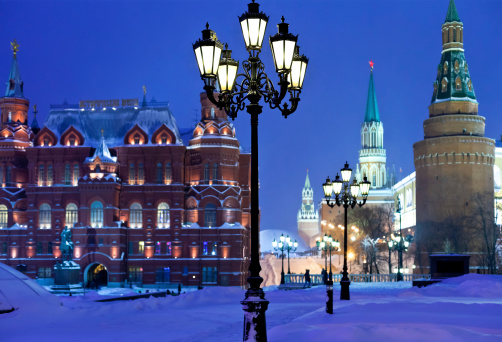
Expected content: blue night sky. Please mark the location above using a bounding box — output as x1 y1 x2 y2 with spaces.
1 0 501 235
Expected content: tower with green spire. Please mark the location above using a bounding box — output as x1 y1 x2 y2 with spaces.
413 0 494 268
297 169 319 247
357 62 387 189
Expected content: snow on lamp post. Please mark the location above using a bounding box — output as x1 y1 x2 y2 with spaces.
322 162 370 300
193 1 308 341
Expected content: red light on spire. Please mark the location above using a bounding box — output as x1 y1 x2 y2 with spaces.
369 60 374 70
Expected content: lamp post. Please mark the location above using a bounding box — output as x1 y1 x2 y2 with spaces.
322 162 370 300
193 2 308 339
317 234 340 314
388 198 413 282
272 234 297 284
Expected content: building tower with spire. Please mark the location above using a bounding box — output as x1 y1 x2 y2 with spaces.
297 170 319 247
357 61 387 189
413 0 495 268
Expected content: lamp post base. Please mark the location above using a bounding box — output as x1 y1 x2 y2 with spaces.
280 271 285 285
326 280 334 314
340 278 350 300
396 272 403 282
241 289 269 342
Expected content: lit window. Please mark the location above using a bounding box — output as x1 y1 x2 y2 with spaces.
73 164 79 186
65 203 78 228
38 165 44 186
39 203 51 229
90 201 104 228
155 241 161 255
165 163 172 184
442 78 448 92
212 242 217 256
203 241 208 255
166 242 172 255
138 241 144 254
130 203 143 228
0 205 8 228
455 76 462 91
138 163 144 184
129 163 135 185
157 202 170 228
47 164 53 186
161 136 167 144
134 135 140 145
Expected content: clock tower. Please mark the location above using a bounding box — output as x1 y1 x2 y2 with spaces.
297 170 319 247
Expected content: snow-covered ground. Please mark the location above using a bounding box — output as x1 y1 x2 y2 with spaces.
1 274 502 341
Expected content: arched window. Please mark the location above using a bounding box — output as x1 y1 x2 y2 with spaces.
157 202 170 228
73 164 79 186
161 135 167 144
95 164 101 173
65 203 78 228
129 163 135 185
130 203 143 228
47 164 53 186
204 203 217 227
39 203 51 229
0 204 8 228
38 165 44 186
454 60 460 74
441 78 448 92
138 163 144 184
156 163 163 184
455 76 462 91
204 164 209 181
453 28 456 42
5 166 11 185
372 172 376 187
90 201 104 228
443 61 448 75
213 163 218 180
134 135 140 145
165 163 172 184
64 164 71 185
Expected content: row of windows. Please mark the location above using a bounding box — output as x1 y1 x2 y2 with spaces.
129 163 172 185
0 202 220 230
37 164 79 187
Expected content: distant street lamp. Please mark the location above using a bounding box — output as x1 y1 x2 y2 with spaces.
193 1 308 340
322 162 370 300
317 234 339 314
272 234 297 284
388 198 413 281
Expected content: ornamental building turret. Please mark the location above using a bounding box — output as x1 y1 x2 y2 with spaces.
357 62 387 189
297 170 319 247
413 0 495 266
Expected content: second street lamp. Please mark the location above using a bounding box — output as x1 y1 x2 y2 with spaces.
322 162 370 300
193 1 308 340
273 234 298 285
388 198 414 281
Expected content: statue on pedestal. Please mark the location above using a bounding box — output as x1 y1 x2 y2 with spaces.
60 226 74 262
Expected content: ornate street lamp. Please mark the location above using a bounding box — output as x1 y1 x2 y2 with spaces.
317 234 339 314
273 234 298 285
322 162 370 300
286 236 298 275
388 198 413 281
193 2 308 340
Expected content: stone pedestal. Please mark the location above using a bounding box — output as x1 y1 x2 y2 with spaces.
50 261 84 294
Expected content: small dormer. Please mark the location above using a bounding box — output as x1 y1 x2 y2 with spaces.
34 127 58 147
60 126 85 146
151 124 176 145
124 124 148 145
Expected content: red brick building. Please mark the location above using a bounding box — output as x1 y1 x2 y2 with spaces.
0 48 251 287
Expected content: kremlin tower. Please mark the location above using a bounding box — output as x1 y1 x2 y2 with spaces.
413 0 495 267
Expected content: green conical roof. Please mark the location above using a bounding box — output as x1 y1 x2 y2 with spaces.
304 170 311 189
364 71 380 123
445 0 461 23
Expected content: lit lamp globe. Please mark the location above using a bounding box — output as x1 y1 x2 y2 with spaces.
239 0 269 51
332 174 343 195
350 179 359 197
294 240 298 248
323 234 328 242
280 234 285 243
193 23 224 85
359 176 371 197
286 235 291 244
217 44 239 93
322 177 333 198
287 45 308 94
272 239 277 248
269 16 298 74
340 162 352 183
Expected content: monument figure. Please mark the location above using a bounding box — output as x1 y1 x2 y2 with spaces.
60 226 74 261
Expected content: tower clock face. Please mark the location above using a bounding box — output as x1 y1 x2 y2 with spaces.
305 204 311 211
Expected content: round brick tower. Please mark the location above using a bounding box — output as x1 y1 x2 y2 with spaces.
413 0 495 268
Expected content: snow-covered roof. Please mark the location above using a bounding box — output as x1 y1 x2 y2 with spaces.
43 105 183 147
85 135 117 163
